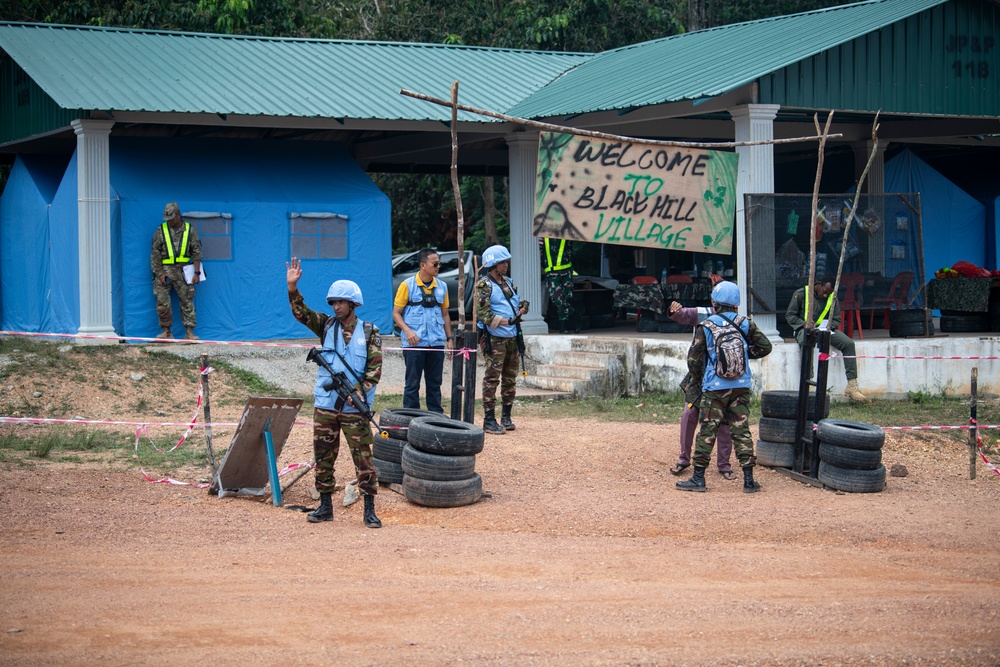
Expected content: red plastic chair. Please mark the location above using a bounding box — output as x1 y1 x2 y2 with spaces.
631 276 659 330
665 274 692 284
870 271 913 329
839 273 864 340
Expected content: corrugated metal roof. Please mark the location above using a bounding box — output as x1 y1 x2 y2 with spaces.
508 0 951 119
0 22 591 121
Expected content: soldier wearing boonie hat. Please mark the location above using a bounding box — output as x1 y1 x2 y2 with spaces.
150 202 203 340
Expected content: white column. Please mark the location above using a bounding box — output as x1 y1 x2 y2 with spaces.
731 104 780 339
505 132 548 334
72 119 117 340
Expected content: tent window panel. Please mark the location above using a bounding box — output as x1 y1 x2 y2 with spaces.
320 236 347 259
291 236 318 259
289 212 348 260
186 214 233 261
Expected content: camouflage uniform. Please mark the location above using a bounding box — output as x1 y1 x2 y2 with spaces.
786 286 858 380
151 222 202 330
687 311 772 468
476 276 528 413
289 289 382 495
540 238 575 322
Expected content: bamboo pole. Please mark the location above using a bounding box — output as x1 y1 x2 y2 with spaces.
399 88 842 150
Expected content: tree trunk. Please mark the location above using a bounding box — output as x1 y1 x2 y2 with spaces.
482 176 498 247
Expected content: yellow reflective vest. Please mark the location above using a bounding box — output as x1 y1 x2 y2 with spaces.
160 222 192 264
542 238 571 273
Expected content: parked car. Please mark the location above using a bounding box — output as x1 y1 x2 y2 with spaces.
391 249 476 323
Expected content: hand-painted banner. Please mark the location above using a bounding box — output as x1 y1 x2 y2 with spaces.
533 132 738 255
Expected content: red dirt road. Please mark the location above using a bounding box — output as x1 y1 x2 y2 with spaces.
1 417 998 666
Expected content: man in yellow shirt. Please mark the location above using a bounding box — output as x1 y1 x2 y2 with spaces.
392 249 454 413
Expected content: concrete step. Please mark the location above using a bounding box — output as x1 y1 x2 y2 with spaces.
570 338 633 355
523 375 589 394
554 349 621 368
534 363 611 381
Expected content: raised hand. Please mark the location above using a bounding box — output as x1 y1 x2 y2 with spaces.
286 257 302 290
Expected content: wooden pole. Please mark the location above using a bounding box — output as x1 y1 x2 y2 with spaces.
450 81 467 332
806 111 835 328
970 367 978 480
200 353 218 480
831 113 880 298
399 88 842 150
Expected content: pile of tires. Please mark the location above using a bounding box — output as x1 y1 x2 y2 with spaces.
372 408 438 486
402 415 485 507
888 309 935 337
756 390 830 468
939 312 990 333
816 418 886 493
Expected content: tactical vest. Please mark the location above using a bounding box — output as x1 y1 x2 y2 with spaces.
402 276 447 347
483 276 519 338
314 318 376 413
160 222 192 264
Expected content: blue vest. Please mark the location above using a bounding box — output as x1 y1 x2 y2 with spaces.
314 318 376 413
402 276 447 347
701 312 753 392
484 276 519 338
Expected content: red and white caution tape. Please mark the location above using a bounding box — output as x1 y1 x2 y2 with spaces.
971 418 1000 477
825 353 1000 361
880 424 1000 431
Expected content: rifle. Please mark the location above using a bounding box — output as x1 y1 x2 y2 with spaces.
510 314 527 378
306 348 388 438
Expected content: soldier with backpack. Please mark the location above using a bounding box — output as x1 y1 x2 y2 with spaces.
286 257 383 528
676 281 772 494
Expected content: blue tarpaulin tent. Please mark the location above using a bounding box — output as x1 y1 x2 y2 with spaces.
1 138 392 340
884 149 987 276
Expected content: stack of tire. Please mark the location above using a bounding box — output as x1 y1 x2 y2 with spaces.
888 309 935 337
372 408 438 486
756 390 830 468
402 415 485 507
816 419 886 493
939 311 990 334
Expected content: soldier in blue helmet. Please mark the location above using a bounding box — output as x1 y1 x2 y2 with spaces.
286 258 383 528
676 281 772 494
476 244 529 435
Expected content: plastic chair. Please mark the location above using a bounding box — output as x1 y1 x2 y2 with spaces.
631 276 659 330
665 274 692 284
870 271 913 329
839 273 864 340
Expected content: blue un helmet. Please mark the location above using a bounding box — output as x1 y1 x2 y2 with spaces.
482 244 512 269
326 280 364 307
710 280 740 307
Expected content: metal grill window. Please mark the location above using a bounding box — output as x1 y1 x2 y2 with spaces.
289 213 348 259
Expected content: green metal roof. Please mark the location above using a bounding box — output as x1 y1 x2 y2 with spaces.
508 0 951 118
0 22 591 122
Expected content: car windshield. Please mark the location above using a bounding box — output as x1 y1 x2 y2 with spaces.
392 251 465 276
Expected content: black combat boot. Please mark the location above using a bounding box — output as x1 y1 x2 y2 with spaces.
675 466 707 492
500 404 516 431
483 408 505 435
363 494 381 528
559 320 570 334
742 466 762 494
307 492 333 522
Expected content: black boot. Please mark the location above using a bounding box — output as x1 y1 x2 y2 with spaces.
307 492 333 522
742 466 761 494
559 319 570 334
363 494 381 528
675 466 707 492
500 404 516 431
483 408 505 435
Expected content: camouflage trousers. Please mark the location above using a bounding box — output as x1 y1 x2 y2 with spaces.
694 388 755 468
312 407 377 496
545 270 575 322
480 335 519 412
153 265 196 330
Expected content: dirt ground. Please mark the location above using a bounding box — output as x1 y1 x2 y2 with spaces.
2 397 999 666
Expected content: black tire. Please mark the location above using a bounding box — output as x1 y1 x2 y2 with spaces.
889 318 934 338
991 316 1000 333
758 416 812 444
939 314 990 333
818 443 883 470
755 439 795 468
816 418 885 451
657 320 691 334
407 416 485 456
888 309 926 325
372 432 407 464
379 407 439 429
401 444 476 482
760 390 830 420
373 457 403 484
818 461 886 493
403 473 483 508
